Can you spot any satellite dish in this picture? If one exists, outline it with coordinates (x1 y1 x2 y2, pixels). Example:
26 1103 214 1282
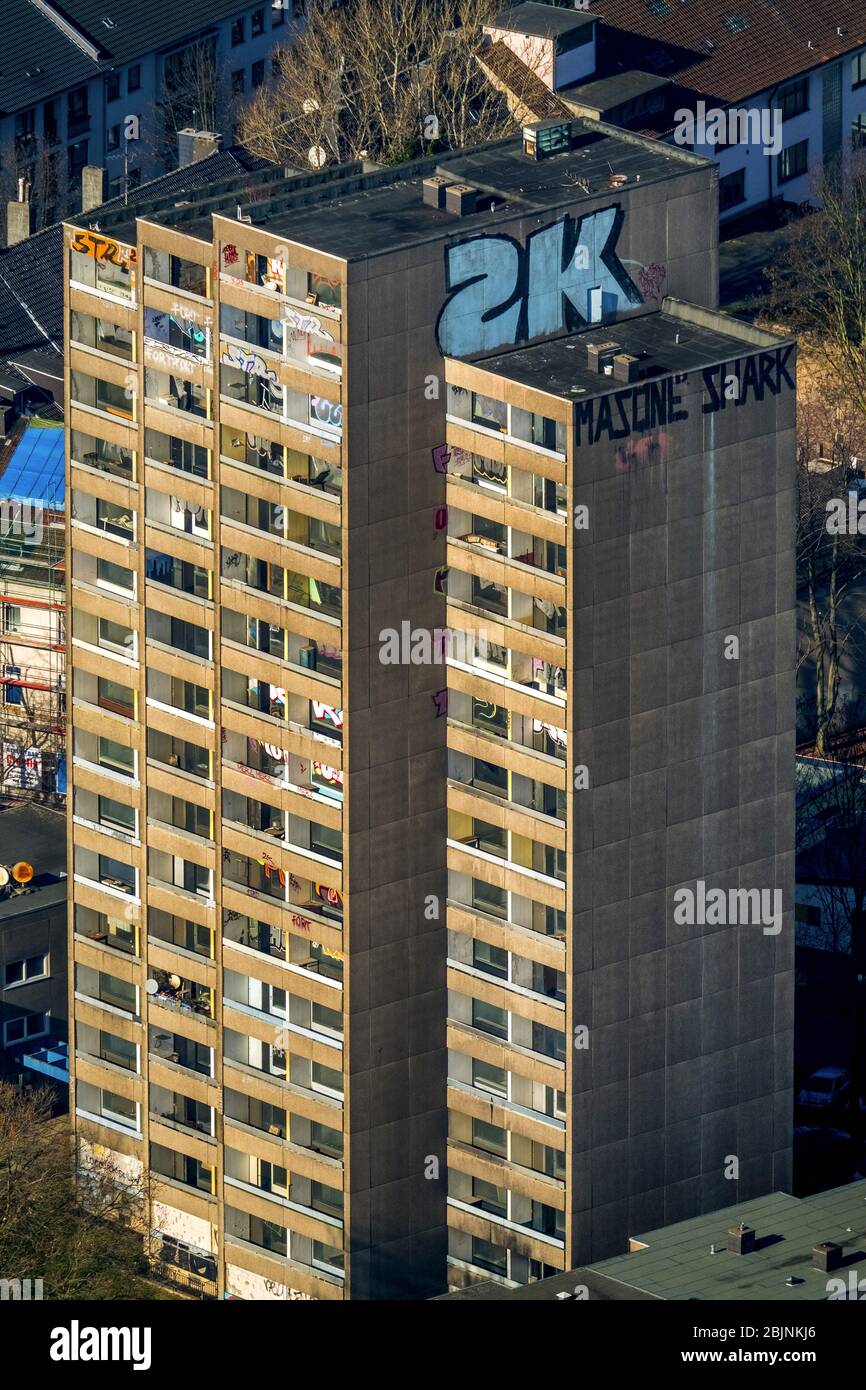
307 145 327 169
145 979 159 995
168 974 182 989
12 861 33 884
0 866 9 886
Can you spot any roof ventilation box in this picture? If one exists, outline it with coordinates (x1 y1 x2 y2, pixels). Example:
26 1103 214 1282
423 175 452 208
445 184 478 216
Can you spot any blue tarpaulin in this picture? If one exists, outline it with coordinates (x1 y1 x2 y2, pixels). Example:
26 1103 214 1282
0 422 65 506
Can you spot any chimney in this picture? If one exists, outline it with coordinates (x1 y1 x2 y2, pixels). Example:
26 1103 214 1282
613 353 640 383
586 339 620 374
81 166 104 214
727 1224 756 1255
178 129 220 168
6 178 31 247
812 1242 843 1273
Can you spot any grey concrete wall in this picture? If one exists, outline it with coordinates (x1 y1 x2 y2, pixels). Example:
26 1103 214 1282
568 344 796 1261
341 163 722 1295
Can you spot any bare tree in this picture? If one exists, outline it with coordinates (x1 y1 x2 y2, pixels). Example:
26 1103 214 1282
239 0 521 170
794 357 866 752
0 1083 166 1299
767 152 866 427
0 136 71 242
153 38 228 171
796 753 866 1103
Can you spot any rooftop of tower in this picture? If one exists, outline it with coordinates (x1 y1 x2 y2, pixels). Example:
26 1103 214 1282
120 119 712 259
460 298 794 398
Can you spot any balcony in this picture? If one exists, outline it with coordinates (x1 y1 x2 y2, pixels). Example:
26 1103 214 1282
148 1026 213 1077
148 909 213 960
149 967 214 1021
220 552 342 621
150 1084 214 1137
74 905 138 955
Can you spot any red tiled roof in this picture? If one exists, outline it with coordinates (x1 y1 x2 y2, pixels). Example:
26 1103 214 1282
478 39 576 120
588 0 866 105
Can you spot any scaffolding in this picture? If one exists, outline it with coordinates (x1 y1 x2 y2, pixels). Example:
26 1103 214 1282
0 420 66 803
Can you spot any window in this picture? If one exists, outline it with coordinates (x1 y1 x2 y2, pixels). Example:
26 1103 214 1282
472 877 507 919
4 1013 49 1045
98 736 135 777
96 1028 137 1070
231 17 245 44
853 53 866 89
308 272 341 310
471 1236 507 1275
5 955 48 987
97 616 134 655
312 1240 344 1273
68 140 89 179
472 997 508 1039
251 60 265 89
96 498 134 537
778 139 808 183
854 114 866 150
473 939 508 980
471 392 508 432
97 557 135 593
252 8 265 34
272 0 286 23
128 65 141 92
2 604 21 633
99 795 135 834
67 86 89 131
3 666 22 706
472 1058 507 1098
311 1061 343 1097
106 72 121 102
778 78 808 121
231 69 245 96
107 124 121 151
719 167 746 211
472 1177 507 1217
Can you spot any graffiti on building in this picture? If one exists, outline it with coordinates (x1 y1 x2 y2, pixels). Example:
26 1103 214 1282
435 208 642 356
575 347 795 448
71 228 137 267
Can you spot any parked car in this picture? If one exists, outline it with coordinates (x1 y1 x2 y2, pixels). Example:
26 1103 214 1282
796 1066 852 1116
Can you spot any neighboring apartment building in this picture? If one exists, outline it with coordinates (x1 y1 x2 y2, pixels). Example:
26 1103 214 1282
0 420 66 800
484 1 866 221
0 799 69 1099
62 115 793 1298
1 0 302 219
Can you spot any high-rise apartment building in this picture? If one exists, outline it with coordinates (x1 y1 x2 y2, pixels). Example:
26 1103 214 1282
442 304 795 1284
63 118 793 1299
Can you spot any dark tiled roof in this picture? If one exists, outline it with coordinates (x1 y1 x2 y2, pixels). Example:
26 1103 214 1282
0 144 279 409
588 0 866 105
478 39 577 121
492 2 598 39
0 1 277 114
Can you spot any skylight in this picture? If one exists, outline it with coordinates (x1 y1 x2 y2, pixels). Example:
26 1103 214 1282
723 14 749 32
647 0 673 14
